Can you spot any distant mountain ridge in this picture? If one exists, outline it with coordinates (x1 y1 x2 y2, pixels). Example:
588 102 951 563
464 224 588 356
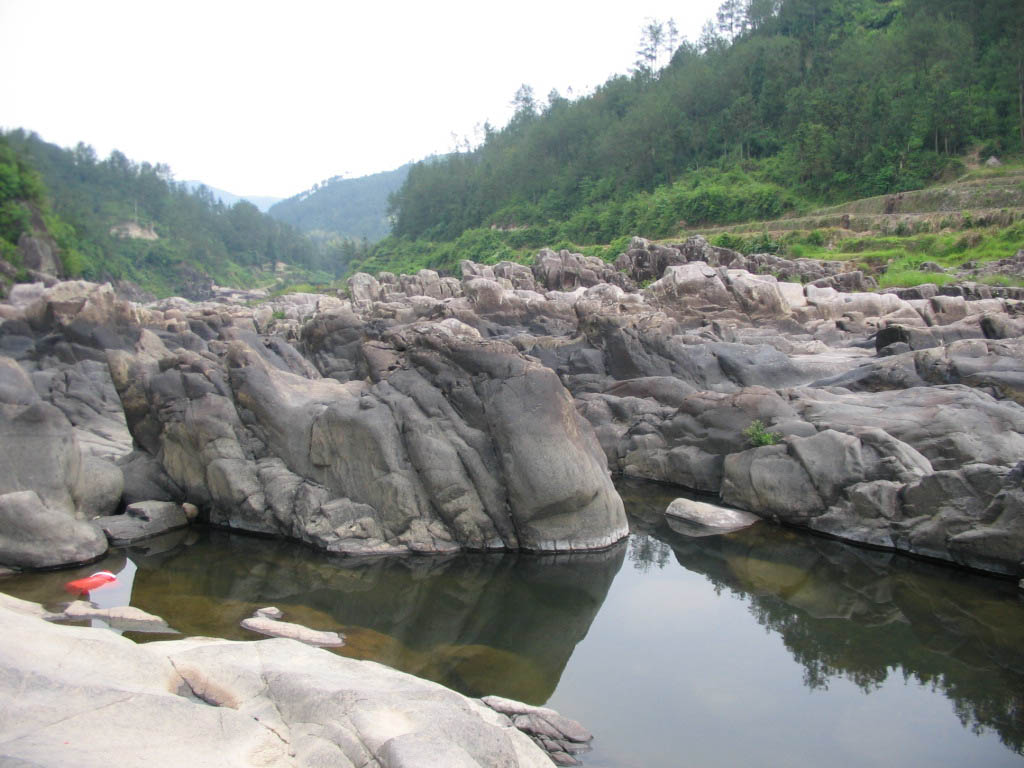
268 164 411 242
181 181 282 213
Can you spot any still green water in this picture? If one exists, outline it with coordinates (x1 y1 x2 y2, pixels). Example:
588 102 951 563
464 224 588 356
3 477 1023 767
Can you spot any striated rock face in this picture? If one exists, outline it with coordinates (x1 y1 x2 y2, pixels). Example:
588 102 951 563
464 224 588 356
0 354 110 569
0 595 557 768
103 310 626 555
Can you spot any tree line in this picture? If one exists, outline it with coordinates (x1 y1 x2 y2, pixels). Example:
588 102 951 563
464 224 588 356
387 0 1024 245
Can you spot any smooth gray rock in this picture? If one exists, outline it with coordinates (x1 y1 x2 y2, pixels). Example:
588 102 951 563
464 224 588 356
0 371 83 517
0 596 556 768
240 613 344 647
117 450 184 504
97 501 189 545
665 498 760 534
73 456 124 517
57 601 176 633
0 490 107 569
108 319 627 554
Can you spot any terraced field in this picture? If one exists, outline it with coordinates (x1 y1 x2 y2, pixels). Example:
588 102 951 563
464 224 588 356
691 166 1024 288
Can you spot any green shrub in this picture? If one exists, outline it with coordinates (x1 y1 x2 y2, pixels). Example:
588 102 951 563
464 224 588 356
743 419 782 447
804 229 826 246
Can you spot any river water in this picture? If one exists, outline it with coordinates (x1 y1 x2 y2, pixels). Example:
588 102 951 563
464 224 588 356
4 477 1023 766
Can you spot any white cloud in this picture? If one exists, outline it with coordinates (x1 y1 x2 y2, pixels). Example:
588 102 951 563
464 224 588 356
0 0 722 197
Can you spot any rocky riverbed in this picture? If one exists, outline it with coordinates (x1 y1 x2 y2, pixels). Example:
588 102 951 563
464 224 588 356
2 235 1022 580
0 591 592 767
2 236 1024 766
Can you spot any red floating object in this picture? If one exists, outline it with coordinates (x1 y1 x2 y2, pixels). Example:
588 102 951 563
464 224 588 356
64 571 117 595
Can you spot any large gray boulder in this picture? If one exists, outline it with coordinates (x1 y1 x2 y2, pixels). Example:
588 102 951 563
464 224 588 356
0 490 107 568
106 317 627 555
0 358 83 517
0 355 119 568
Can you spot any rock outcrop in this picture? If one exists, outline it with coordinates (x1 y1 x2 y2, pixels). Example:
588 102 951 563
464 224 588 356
0 593 559 768
2 233 1023 578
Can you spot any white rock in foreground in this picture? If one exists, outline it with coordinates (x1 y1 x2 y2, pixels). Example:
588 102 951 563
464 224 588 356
0 595 554 768
665 498 761 534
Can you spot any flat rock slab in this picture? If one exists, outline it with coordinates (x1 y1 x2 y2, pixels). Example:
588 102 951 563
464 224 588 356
665 498 761 535
240 610 344 647
56 601 177 634
97 500 189 545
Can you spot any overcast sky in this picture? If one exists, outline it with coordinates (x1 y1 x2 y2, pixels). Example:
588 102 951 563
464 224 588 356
1 0 722 199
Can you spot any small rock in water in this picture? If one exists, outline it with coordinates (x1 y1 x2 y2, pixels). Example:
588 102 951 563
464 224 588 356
665 498 760 535
240 608 344 647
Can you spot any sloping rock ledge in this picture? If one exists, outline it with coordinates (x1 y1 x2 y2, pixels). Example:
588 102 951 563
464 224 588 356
0 592 577 767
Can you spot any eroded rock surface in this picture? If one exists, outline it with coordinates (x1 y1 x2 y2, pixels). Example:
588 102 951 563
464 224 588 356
0 595 556 768
2 234 1023 576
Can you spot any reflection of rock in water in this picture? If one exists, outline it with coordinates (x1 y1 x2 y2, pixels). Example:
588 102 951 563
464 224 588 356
128 530 626 704
622 478 1024 755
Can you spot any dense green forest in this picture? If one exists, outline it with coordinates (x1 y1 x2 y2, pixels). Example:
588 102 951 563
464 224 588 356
0 135 50 273
361 0 1023 276
269 164 411 242
0 130 352 297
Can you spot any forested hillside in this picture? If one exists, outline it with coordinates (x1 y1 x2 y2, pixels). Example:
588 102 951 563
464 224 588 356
1 130 342 297
269 164 411 242
0 135 56 277
371 0 1023 275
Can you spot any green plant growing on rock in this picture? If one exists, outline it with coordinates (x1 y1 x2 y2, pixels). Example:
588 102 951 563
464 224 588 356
744 419 782 447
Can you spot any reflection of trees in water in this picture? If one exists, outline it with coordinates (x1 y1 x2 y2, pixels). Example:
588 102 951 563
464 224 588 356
748 589 1024 753
617 477 1024 756
628 534 672 572
748 598 891 692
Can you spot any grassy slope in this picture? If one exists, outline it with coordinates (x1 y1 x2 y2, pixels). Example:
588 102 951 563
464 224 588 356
700 163 1024 288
